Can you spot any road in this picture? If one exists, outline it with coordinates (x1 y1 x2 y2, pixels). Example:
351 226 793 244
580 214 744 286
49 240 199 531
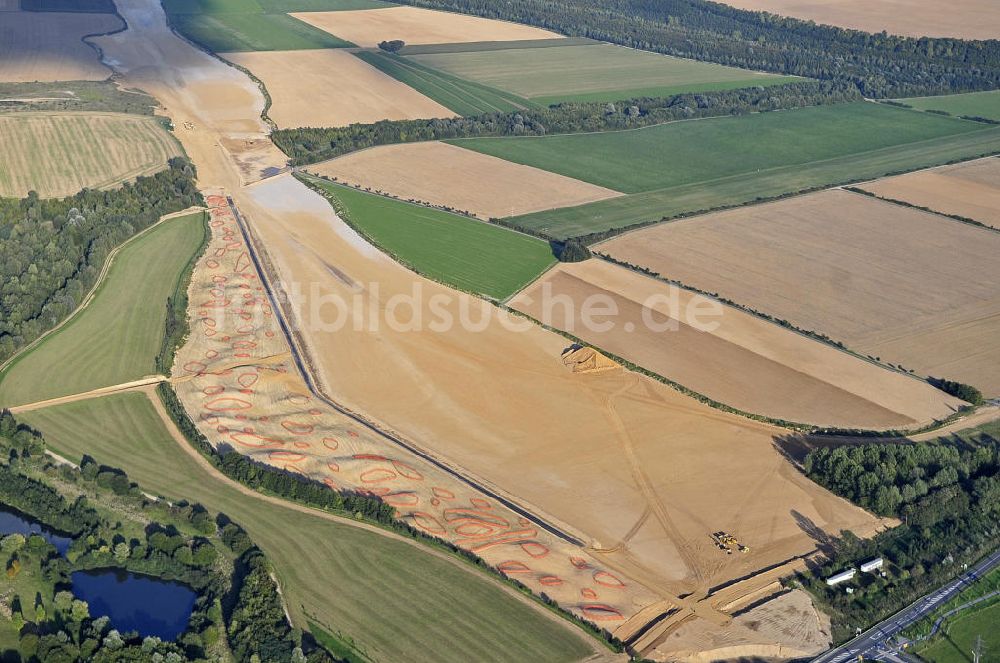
812 547 1000 662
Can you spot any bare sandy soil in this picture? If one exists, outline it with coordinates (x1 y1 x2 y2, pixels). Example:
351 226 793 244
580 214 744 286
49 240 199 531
860 158 1000 230
291 6 562 47
91 0 287 188
510 260 962 429
601 190 1000 397
0 11 122 82
718 0 1000 40
222 50 455 129
0 111 181 198
306 141 623 219
235 174 881 617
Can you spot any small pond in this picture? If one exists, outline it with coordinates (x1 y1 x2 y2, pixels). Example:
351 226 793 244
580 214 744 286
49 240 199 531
0 504 73 554
71 569 197 640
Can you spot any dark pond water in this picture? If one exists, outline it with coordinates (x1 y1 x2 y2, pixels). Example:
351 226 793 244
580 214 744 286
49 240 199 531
71 569 197 640
0 504 73 554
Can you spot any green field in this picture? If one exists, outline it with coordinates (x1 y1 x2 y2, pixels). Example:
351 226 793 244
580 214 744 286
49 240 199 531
409 43 801 105
398 37 596 56
899 90 1000 122
0 212 206 408
355 51 536 116
163 0 388 13
916 602 1000 663
19 392 594 663
171 12 352 51
448 103 1000 238
306 177 556 299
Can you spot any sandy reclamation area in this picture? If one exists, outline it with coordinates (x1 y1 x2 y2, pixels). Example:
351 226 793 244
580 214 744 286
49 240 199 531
718 0 1000 40
222 50 455 129
306 141 624 219
860 158 1000 230
602 189 1000 397
235 174 881 607
290 6 562 48
0 11 122 83
510 260 963 429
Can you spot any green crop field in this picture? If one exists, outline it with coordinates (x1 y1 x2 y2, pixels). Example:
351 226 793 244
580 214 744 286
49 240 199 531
170 12 351 52
448 103 1000 238
899 90 1000 122
163 0 388 14
355 51 536 116
409 43 800 105
0 212 206 408
916 602 1000 663
306 177 556 299
398 37 596 56
20 392 594 663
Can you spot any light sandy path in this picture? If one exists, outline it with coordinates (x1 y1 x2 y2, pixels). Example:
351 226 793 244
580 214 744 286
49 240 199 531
9 376 166 414
0 206 204 376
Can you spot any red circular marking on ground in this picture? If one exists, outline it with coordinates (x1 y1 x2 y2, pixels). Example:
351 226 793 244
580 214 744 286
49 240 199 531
232 340 257 350
270 451 306 464
520 542 550 559
432 487 455 500
202 414 219 424
201 317 217 328
293 441 311 449
235 414 247 422
347 430 358 438
360 468 396 484
205 259 220 269
592 571 626 588
204 330 216 337
327 462 340 473
239 389 254 395
265 331 275 338
539 576 563 587
308 408 322 416
287 394 310 405
383 492 419 507
322 478 338 490
581 588 598 600
202 386 225 396
322 438 339 451
411 512 446 535
454 522 497 538
363 487 391 496
469 497 491 510
570 556 591 570
580 604 624 621
229 431 284 448
496 561 531 574
430 498 440 507
391 459 423 481
281 421 315 436
518 517 531 526
216 425 228 434
204 350 219 359
237 372 258 388
204 397 252 411
353 454 386 461
236 324 255 334
184 361 208 375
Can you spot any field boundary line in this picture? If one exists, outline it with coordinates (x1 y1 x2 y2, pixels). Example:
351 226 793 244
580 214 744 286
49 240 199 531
0 206 206 379
8 376 166 414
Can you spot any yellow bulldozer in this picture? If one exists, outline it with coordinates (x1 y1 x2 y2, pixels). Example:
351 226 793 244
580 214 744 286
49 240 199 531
712 531 750 554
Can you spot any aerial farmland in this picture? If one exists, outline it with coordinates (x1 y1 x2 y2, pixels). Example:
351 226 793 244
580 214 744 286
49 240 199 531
1 0 999 661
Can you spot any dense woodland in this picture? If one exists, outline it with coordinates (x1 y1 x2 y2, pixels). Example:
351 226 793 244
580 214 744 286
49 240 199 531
393 0 1000 98
800 426 1000 641
0 410 343 663
273 80 859 164
0 158 201 365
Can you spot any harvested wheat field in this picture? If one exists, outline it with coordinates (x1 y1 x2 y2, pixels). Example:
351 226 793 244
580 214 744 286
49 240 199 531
222 50 454 128
290 6 562 48
91 0 287 188
718 0 1000 40
0 11 122 82
0 111 182 197
232 174 882 648
511 260 962 429
306 141 623 219
602 189 1000 397
859 158 1000 229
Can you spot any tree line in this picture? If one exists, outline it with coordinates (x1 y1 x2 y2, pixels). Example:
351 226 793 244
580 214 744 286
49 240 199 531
0 158 202 364
389 0 1000 98
0 408 344 663
799 427 1000 642
273 80 859 165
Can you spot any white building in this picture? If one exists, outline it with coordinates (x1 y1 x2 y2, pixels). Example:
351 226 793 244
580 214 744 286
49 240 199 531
826 569 857 586
861 558 884 573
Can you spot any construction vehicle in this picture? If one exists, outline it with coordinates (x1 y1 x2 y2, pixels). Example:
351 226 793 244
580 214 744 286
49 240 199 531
712 531 750 554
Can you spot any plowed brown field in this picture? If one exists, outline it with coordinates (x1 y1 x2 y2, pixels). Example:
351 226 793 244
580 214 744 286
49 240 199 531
602 189 1000 397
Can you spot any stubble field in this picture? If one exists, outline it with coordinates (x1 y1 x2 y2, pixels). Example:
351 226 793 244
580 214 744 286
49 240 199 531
0 111 183 197
222 49 454 127
510 259 963 429
601 190 1000 396
859 157 1000 229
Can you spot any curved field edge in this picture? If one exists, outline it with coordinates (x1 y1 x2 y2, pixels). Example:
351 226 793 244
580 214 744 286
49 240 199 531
0 211 208 408
18 391 596 663
300 174 556 300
